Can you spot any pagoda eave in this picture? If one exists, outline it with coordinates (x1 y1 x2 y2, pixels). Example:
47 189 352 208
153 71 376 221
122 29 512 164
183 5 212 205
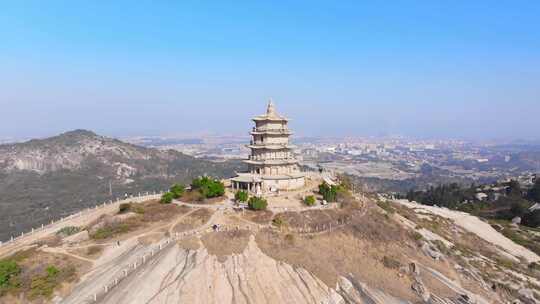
250 131 292 136
244 159 298 165
246 144 293 150
252 117 289 122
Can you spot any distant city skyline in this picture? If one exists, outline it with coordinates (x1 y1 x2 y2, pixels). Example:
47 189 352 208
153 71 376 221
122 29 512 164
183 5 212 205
1 1 539 141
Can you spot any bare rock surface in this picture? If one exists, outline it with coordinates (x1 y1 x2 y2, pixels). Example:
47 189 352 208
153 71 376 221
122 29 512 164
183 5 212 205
395 199 540 263
60 236 410 304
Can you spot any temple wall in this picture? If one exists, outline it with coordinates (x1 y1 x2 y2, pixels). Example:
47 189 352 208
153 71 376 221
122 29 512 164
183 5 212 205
263 177 305 191
264 136 288 144
252 150 292 160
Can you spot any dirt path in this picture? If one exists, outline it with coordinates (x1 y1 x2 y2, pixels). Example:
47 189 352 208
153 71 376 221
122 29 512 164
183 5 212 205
41 246 96 264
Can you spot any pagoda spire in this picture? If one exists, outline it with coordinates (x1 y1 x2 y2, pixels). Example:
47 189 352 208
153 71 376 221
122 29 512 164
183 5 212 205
266 98 276 115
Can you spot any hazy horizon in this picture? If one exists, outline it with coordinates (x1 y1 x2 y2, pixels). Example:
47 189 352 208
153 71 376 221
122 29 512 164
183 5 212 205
1 1 539 141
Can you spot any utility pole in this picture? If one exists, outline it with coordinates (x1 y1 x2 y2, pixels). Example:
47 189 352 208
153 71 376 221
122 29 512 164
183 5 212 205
109 180 112 196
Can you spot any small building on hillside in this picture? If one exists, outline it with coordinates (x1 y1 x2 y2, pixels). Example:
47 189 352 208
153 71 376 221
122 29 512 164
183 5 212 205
231 100 305 194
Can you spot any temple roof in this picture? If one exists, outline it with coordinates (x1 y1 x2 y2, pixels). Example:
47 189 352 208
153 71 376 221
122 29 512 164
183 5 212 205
252 99 288 121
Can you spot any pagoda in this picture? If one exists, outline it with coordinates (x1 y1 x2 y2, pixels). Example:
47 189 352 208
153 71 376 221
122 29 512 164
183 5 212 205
232 100 305 194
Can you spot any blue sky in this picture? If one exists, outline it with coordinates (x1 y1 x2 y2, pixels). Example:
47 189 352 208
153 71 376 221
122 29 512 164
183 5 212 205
1 1 539 140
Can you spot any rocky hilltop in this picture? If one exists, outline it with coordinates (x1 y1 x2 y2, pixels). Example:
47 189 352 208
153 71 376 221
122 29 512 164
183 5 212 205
0 130 243 241
1 176 540 304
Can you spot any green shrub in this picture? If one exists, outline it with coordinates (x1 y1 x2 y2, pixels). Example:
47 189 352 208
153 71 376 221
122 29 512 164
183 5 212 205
0 260 20 293
304 195 316 206
170 184 185 199
55 226 80 237
160 192 174 204
29 265 60 299
235 190 249 202
248 196 268 210
91 223 130 240
119 203 131 213
192 177 225 198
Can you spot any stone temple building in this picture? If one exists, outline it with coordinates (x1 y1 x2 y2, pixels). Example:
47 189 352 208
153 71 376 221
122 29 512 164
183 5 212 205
231 100 305 194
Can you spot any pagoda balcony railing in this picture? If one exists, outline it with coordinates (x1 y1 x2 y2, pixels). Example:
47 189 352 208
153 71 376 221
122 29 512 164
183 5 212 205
248 155 295 161
252 127 290 133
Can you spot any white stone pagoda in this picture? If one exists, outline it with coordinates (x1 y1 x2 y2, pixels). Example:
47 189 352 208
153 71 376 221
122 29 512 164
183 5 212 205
231 100 305 194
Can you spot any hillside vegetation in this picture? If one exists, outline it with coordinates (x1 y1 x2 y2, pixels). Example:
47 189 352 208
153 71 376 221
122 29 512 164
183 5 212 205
0 130 244 242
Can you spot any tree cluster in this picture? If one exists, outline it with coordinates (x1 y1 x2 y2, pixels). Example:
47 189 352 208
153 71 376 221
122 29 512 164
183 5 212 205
318 182 340 202
191 176 225 198
405 183 475 209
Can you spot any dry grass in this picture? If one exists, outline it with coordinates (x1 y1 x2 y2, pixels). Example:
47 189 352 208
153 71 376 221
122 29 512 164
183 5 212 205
240 209 274 224
32 235 62 248
86 200 191 240
173 208 214 233
68 245 104 259
1 248 90 302
201 230 251 262
253 203 484 302
177 236 201 251
180 191 225 204
255 229 419 302
277 208 356 230
138 200 191 222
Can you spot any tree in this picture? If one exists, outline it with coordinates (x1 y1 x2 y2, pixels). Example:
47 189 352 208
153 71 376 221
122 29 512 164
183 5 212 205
160 192 174 204
528 179 540 202
507 180 522 197
235 190 248 202
509 202 529 218
248 196 267 210
318 182 338 202
522 209 540 228
170 184 185 199
304 195 316 206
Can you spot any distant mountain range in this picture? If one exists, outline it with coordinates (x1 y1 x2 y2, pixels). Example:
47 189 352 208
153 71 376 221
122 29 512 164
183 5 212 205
0 130 244 241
